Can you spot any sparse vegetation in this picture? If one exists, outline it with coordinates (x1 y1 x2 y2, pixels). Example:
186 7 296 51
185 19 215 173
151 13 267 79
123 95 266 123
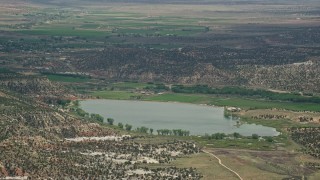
0 0 320 179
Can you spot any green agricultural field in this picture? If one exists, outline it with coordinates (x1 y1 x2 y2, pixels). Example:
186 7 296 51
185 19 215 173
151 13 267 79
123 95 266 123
15 28 110 38
145 93 208 104
7 5 210 39
46 74 91 83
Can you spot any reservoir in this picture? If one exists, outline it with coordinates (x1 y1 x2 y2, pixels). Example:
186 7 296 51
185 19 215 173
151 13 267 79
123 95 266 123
81 99 279 136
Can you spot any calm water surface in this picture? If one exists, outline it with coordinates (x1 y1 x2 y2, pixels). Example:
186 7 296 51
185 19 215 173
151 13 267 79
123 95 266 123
81 99 279 136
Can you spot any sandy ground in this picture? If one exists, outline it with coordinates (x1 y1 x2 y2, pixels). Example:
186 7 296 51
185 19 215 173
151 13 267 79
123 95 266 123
2 177 28 180
80 151 160 164
65 135 131 142
127 169 153 175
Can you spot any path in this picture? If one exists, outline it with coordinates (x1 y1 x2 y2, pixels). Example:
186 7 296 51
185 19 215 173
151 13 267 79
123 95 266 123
202 149 244 180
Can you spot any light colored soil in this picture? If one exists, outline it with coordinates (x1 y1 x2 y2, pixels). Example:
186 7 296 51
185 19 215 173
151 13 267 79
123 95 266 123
65 135 130 142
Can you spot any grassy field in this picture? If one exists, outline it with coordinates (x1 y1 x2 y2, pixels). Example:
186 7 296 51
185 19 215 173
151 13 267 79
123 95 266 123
169 149 316 180
172 153 239 180
91 90 138 100
142 150 309 179
16 29 110 38
199 138 282 150
204 148 315 180
111 82 151 89
145 93 208 103
309 171 320 180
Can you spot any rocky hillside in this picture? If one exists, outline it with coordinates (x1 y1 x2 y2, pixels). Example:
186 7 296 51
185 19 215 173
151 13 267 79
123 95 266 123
0 72 114 141
240 59 320 93
0 74 64 95
0 75 202 179
72 47 320 93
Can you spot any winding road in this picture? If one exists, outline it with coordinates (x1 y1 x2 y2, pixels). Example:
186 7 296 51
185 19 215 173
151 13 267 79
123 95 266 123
202 149 244 180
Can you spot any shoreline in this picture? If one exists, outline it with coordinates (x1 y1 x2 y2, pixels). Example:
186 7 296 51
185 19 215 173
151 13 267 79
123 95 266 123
78 98 280 137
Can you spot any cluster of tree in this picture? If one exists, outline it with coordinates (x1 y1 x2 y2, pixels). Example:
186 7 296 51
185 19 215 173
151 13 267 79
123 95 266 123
74 108 105 124
117 123 132 131
203 132 273 141
172 85 320 103
75 108 89 117
118 122 124 129
136 126 149 134
251 114 287 120
156 129 190 136
107 118 114 125
252 134 259 139
125 124 132 131
57 99 71 106
204 133 227 140
90 113 104 123
298 116 316 123
204 132 241 140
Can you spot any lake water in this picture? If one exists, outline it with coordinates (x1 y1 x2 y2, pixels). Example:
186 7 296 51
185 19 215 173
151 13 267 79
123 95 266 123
81 99 280 136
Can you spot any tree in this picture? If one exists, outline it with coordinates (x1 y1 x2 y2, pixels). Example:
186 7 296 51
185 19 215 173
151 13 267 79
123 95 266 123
118 122 123 129
107 118 114 125
76 108 89 117
136 126 148 133
125 124 132 131
212 133 226 140
149 128 153 134
265 136 273 142
57 99 71 106
90 113 104 123
73 100 79 106
233 132 241 138
252 134 259 139
183 130 190 136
